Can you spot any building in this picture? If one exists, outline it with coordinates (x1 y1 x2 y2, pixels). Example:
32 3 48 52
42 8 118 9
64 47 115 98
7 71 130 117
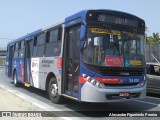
146 44 160 63
0 47 7 66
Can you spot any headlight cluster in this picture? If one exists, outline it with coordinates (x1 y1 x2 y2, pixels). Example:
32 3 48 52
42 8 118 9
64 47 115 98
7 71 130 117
82 74 104 88
139 76 146 87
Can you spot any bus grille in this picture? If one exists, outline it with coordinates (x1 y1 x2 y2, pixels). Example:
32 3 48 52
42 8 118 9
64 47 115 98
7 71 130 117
98 70 143 76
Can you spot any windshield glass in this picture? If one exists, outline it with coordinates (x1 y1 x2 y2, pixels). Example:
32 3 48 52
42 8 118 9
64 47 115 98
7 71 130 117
83 28 145 67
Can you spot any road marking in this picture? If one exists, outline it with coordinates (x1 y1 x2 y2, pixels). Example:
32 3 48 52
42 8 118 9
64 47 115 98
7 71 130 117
2 82 160 119
134 99 160 106
0 85 5 88
0 84 75 120
33 102 47 110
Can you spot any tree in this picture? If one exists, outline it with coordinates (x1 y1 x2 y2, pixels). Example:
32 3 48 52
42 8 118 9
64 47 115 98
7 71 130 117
146 32 160 44
152 33 160 43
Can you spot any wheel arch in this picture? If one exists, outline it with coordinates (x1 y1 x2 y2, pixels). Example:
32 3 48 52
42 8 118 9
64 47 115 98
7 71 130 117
45 72 57 91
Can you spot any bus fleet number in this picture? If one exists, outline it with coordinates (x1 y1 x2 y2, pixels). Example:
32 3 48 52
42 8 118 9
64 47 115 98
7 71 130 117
129 78 140 83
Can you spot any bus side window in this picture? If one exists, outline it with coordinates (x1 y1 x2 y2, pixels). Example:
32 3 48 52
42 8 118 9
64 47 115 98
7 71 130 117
19 40 25 58
28 40 33 58
14 42 20 58
32 37 38 57
45 27 62 57
37 33 45 57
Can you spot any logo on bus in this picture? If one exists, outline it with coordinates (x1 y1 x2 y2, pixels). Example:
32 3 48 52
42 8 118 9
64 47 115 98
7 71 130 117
32 62 38 67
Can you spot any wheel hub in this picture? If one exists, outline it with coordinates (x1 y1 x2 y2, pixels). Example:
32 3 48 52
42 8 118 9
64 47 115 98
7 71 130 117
50 84 58 97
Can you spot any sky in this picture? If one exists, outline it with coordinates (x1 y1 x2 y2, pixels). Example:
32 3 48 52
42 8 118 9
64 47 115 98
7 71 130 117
0 0 160 46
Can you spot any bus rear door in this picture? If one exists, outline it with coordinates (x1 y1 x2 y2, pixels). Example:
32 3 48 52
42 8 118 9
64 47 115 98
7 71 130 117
24 39 33 87
8 45 14 77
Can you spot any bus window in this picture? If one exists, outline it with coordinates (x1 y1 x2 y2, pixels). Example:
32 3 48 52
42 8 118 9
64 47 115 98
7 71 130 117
45 28 62 57
37 33 45 57
32 37 38 57
37 45 45 57
19 41 25 58
15 42 19 50
49 29 58 42
19 49 25 58
14 42 20 58
37 34 45 45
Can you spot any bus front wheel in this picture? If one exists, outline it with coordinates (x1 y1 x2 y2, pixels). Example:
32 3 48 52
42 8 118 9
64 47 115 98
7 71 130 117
48 77 63 104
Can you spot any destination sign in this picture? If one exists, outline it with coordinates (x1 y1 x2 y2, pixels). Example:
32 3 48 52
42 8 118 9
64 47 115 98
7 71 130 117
98 14 139 27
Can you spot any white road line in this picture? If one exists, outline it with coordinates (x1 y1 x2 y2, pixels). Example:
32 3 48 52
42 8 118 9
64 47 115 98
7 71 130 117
0 84 75 120
134 100 160 106
2 82 160 120
0 85 5 88
33 102 47 110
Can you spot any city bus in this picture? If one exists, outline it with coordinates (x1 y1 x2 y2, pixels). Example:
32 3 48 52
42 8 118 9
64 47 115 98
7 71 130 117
6 9 146 103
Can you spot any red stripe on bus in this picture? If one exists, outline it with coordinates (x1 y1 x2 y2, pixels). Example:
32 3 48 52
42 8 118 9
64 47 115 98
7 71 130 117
20 64 24 82
96 78 120 84
79 77 86 84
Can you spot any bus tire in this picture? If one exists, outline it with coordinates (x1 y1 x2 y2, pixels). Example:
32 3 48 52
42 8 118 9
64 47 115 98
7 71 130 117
13 71 20 87
48 77 63 104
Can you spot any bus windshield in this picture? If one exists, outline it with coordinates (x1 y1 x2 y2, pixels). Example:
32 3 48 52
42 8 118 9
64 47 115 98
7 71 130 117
83 28 145 67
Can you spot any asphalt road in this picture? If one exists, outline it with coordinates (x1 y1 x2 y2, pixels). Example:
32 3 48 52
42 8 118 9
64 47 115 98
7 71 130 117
0 66 160 120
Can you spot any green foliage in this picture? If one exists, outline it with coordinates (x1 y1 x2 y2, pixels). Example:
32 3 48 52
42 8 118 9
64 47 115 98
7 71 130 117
146 32 160 44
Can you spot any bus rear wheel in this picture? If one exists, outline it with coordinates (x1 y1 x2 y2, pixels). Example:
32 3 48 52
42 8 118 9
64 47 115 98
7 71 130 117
13 71 20 87
48 77 63 104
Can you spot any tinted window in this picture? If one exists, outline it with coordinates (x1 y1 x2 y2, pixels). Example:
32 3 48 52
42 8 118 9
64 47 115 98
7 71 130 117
37 34 45 45
19 49 25 58
20 41 25 49
27 40 33 58
45 27 62 57
15 43 19 50
49 29 58 42
49 28 62 42
150 65 160 76
37 45 45 57
32 34 45 57
32 46 38 57
14 51 19 58
45 42 61 57
45 43 54 57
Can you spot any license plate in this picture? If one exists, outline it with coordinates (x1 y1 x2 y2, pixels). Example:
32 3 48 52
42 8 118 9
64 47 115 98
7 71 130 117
119 92 130 97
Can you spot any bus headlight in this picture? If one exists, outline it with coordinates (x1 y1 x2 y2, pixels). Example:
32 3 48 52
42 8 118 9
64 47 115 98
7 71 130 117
91 79 97 85
82 74 104 88
96 82 104 88
86 76 92 82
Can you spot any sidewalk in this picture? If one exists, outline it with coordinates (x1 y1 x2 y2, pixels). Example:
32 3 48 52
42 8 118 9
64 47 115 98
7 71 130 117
0 86 63 120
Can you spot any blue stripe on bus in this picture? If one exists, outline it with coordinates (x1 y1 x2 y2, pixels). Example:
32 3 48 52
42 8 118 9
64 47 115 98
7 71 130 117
79 64 144 83
64 10 88 28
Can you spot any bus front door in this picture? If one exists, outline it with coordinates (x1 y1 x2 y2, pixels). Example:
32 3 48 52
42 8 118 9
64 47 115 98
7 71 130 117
64 25 80 97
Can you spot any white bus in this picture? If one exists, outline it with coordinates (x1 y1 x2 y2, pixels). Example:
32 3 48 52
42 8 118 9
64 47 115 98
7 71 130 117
6 9 146 103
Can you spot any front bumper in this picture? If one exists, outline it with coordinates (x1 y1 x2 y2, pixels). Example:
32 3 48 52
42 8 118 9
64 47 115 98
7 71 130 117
81 82 146 103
